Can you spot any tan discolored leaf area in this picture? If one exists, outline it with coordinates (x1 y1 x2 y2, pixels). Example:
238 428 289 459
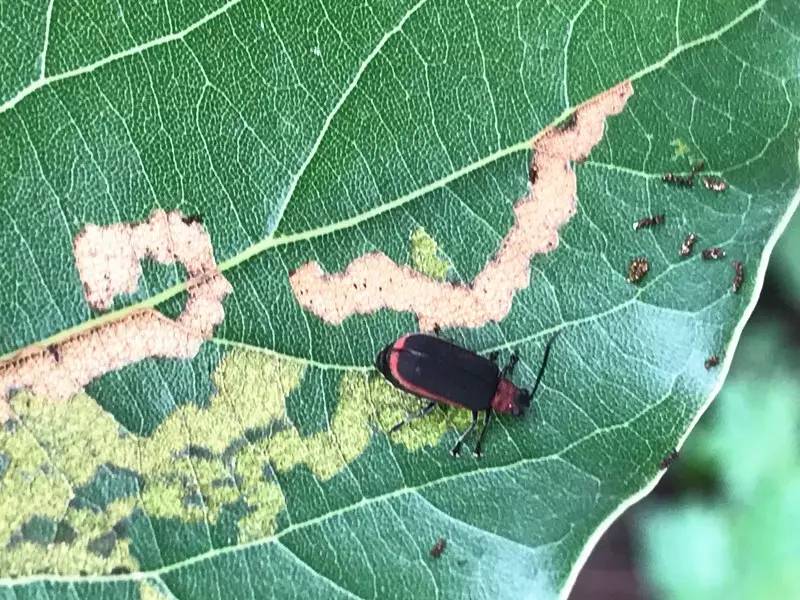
0 210 231 421
289 81 633 330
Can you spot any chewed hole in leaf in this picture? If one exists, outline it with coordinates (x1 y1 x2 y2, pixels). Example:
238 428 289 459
289 82 633 331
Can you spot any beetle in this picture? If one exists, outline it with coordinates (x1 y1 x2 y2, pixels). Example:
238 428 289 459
702 247 726 260
731 260 744 293
430 537 447 558
680 232 698 257
633 214 665 231
376 331 557 457
627 257 649 283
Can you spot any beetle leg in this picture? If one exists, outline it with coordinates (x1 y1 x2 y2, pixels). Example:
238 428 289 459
501 354 519 378
450 410 479 457
389 401 436 435
473 409 494 458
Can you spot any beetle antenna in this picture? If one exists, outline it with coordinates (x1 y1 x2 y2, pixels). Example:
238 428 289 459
525 332 560 404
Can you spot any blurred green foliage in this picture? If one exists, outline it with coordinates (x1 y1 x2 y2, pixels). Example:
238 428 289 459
773 216 800 308
637 214 800 600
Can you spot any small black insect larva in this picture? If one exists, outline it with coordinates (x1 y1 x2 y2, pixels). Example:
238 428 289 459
627 257 649 283
703 176 728 192
181 214 204 225
702 247 726 260
662 160 704 188
704 355 720 369
529 163 539 185
633 214 665 231
377 333 557 457
680 233 698 257
430 538 447 558
731 261 744 293
660 448 679 469
662 172 694 187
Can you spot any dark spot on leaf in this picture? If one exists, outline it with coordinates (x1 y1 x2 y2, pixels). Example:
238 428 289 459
110 566 131 575
262 463 277 482
183 488 205 508
71 464 143 512
19 515 57 545
176 445 216 461
112 518 131 538
0 452 9 479
53 520 78 544
212 476 237 489
88 531 117 558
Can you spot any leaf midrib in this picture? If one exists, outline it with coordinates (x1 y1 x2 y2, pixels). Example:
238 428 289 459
0 0 766 362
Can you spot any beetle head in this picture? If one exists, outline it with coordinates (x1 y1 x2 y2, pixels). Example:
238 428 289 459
491 380 527 416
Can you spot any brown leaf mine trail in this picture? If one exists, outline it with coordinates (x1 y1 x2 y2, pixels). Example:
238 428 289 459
290 82 634 330
0 210 232 422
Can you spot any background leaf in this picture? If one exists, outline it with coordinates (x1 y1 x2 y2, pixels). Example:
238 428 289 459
772 212 800 306
0 1 799 598
636 319 800 600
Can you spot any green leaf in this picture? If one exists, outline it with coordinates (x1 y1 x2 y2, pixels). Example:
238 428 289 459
0 1 798 598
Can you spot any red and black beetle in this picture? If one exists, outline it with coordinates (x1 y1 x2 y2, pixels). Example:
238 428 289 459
376 331 557 457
